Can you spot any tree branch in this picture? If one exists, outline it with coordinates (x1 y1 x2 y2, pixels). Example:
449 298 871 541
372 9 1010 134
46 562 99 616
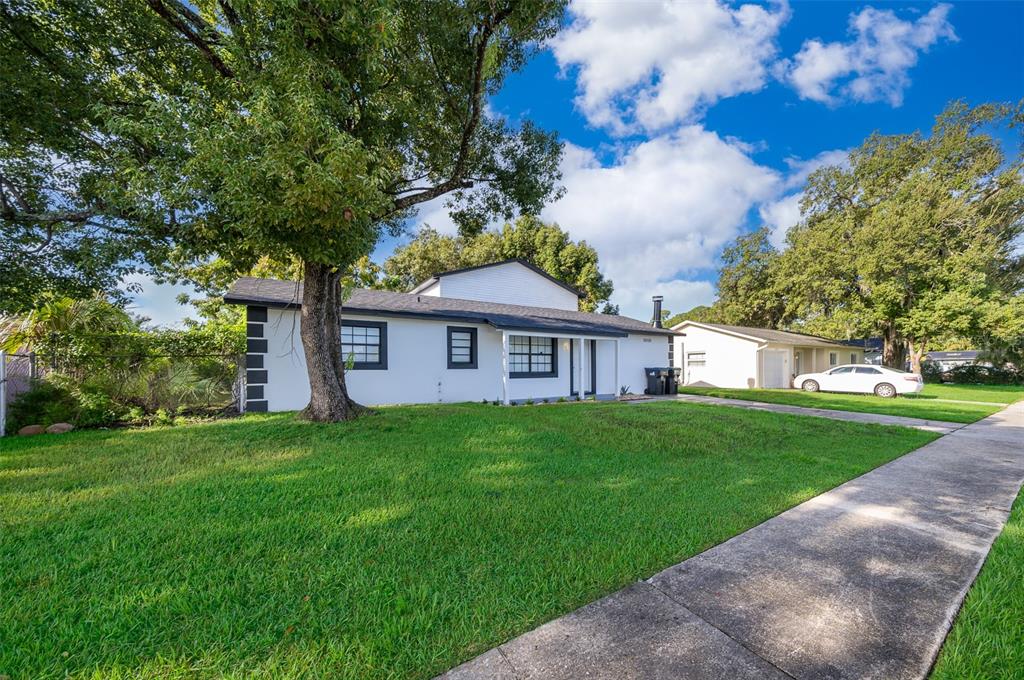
391 6 512 212
146 0 234 78
2 209 97 225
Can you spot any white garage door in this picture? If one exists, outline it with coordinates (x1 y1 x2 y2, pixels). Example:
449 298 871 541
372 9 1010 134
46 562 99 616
763 350 788 388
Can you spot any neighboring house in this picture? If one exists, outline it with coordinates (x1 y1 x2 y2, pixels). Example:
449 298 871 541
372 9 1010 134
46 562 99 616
225 260 675 411
841 337 883 365
669 321 864 389
923 350 987 371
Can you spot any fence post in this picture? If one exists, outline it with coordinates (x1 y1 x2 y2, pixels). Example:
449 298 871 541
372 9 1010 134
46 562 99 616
29 351 37 380
237 356 246 414
1 350 7 437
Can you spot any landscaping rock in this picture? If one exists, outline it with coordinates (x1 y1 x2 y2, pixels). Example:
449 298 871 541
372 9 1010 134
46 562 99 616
46 422 75 434
18 424 45 436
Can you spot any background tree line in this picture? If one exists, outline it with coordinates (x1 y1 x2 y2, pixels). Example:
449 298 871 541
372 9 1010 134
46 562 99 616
667 102 1024 373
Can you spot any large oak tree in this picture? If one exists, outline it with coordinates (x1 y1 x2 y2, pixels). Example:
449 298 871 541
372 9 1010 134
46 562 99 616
780 103 1023 371
706 102 1023 371
1 0 566 420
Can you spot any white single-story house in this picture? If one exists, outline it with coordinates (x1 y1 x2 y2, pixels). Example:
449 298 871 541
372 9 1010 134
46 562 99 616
670 321 864 389
225 259 676 411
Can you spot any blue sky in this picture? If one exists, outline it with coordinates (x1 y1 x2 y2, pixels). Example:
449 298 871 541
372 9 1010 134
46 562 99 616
130 0 1024 325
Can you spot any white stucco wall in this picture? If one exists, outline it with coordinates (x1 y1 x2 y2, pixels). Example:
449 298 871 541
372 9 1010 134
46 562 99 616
433 262 580 310
673 325 761 388
671 324 865 389
254 308 667 409
616 334 673 395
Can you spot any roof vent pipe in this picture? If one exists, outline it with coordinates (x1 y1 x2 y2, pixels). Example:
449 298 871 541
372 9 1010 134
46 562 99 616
652 295 663 328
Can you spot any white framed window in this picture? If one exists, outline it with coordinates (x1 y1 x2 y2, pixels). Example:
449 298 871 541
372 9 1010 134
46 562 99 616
687 351 707 367
341 321 387 370
509 335 557 378
829 352 838 366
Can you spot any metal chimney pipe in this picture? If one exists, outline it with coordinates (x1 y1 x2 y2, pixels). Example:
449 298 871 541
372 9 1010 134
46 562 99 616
652 295 663 328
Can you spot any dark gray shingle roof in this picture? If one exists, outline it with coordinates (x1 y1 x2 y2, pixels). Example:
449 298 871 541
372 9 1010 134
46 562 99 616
225 277 674 338
676 321 852 348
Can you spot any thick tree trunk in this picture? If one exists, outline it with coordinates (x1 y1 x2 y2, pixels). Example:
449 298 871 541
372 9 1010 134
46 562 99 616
907 339 927 375
881 324 908 370
298 261 363 422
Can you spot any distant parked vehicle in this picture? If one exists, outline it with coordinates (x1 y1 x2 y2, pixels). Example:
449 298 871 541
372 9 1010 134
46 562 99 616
793 365 924 398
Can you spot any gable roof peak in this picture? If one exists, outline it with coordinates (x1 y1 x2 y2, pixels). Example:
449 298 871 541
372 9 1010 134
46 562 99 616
409 259 585 298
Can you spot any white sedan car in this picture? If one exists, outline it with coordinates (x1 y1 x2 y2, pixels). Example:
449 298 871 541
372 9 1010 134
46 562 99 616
792 364 924 398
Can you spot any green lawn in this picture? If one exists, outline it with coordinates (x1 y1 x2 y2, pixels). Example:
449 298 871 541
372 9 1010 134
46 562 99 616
0 402 935 679
931 488 1024 679
907 383 1024 405
676 384 1014 423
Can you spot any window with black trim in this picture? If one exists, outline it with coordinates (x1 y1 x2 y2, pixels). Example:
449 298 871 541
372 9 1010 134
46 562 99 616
829 352 838 366
447 327 477 369
341 320 387 370
509 335 557 378
850 352 857 365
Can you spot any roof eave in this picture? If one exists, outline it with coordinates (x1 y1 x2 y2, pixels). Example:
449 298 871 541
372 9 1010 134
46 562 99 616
223 292 670 337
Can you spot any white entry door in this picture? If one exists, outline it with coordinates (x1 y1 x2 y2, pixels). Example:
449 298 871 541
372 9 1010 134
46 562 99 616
763 350 788 388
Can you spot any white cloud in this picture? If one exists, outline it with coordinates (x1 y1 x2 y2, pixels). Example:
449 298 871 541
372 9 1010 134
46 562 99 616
542 127 779 318
759 193 803 249
408 127 779 319
760 148 850 247
411 197 461 236
779 3 956 106
552 0 790 134
782 148 851 189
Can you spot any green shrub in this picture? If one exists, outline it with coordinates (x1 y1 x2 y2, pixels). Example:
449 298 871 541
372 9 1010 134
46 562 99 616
921 362 944 383
74 388 125 428
943 364 1023 385
5 380 125 431
6 382 77 431
153 408 175 426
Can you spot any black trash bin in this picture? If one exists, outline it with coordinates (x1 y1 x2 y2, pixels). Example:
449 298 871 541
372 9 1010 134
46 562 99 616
669 367 681 394
644 367 677 395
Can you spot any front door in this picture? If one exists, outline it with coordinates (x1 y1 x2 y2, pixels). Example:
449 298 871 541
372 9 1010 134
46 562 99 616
569 339 597 395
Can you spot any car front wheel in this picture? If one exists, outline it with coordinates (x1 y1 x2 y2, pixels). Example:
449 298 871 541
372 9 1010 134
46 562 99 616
874 382 896 398
802 380 819 392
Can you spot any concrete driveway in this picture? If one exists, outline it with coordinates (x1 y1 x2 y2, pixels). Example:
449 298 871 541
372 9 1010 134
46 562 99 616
439 401 1024 679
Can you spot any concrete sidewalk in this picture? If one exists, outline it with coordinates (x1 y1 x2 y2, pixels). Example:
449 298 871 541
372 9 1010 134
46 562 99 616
439 402 1024 680
652 393 967 434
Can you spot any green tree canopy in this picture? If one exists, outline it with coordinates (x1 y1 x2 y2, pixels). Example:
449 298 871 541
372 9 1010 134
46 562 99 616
1 1 181 312
713 227 785 328
381 216 615 312
2 0 567 420
707 102 1024 371
663 305 719 329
